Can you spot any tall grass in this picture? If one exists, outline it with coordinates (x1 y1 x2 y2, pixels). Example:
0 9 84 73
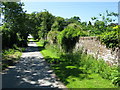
2 46 25 70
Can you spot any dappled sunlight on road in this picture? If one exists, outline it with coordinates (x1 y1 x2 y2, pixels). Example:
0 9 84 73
2 41 66 89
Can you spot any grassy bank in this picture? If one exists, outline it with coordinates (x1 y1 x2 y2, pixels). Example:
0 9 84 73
2 47 25 70
35 39 118 88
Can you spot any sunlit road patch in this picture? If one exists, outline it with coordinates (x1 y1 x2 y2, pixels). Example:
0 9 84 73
2 40 66 88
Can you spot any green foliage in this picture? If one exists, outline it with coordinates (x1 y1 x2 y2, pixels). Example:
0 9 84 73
51 21 59 31
92 10 118 25
28 12 40 40
41 45 118 87
47 30 60 44
32 9 119 87
1 3 119 87
39 10 55 40
1 24 12 48
51 16 65 31
112 73 120 86
30 10 55 40
65 66 77 69
94 20 106 31
88 10 118 36
91 17 97 20
57 23 87 52
1 2 29 48
65 16 81 25
99 30 118 48
37 26 45 40
2 47 24 70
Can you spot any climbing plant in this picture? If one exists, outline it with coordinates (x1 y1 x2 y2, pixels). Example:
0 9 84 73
57 23 87 53
99 25 119 49
47 30 60 44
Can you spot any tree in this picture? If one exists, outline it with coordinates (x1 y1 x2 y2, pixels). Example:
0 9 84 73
1 2 29 48
88 21 92 26
28 12 41 39
31 10 55 40
91 10 118 26
65 16 81 26
51 21 59 31
51 16 65 31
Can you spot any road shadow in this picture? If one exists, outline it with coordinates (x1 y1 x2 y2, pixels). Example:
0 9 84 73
28 41 39 42
23 46 44 52
2 57 63 89
2 41 65 89
44 54 93 85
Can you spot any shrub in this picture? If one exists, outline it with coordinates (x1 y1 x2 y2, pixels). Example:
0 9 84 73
99 30 118 49
112 73 120 87
2 48 23 70
47 30 60 44
57 23 87 53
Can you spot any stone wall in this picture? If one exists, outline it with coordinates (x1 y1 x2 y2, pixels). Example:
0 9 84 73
75 37 118 66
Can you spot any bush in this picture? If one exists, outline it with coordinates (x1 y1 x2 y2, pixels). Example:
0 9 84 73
64 52 119 85
99 30 118 49
47 30 60 44
112 74 120 87
57 23 88 53
2 46 24 70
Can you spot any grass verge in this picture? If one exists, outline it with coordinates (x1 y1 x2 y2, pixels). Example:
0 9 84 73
2 47 25 70
35 39 118 88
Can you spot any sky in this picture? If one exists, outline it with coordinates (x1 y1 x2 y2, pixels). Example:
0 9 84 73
21 0 119 2
0 1 119 24
22 1 119 23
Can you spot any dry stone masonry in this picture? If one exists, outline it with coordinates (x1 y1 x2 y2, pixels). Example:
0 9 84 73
76 37 119 66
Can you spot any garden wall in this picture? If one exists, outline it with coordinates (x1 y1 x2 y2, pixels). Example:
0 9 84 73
75 37 119 66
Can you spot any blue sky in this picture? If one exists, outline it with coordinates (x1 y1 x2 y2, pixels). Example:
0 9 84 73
22 2 118 23
0 1 119 24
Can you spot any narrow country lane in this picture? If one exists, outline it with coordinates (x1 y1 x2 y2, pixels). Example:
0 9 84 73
2 41 66 89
